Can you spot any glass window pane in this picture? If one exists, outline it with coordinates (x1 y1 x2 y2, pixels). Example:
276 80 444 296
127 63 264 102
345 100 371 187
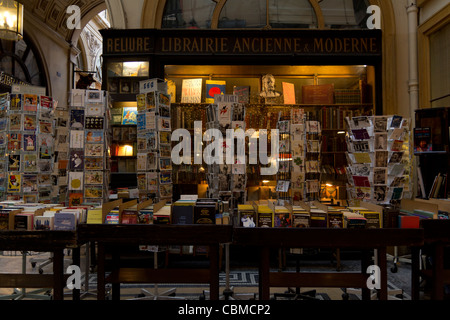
430 23 450 108
268 0 317 29
219 0 266 29
320 0 369 29
162 0 216 29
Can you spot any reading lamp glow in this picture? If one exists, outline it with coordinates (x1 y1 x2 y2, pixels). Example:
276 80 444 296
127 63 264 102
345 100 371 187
117 145 133 156
0 0 23 41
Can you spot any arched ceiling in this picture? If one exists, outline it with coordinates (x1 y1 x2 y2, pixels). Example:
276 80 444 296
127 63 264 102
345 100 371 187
20 0 106 41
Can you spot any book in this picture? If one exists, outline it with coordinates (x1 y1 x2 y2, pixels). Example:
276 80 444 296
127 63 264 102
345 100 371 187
34 216 54 230
257 205 273 228
153 205 171 224
138 206 153 224
181 78 202 103
238 204 256 227
302 84 334 104
233 86 250 103
413 127 432 153
172 200 195 225
121 207 138 224
282 82 296 104
14 213 34 230
343 211 367 228
274 206 291 227
54 212 77 230
327 211 344 228
194 203 216 224
86 208 103 224
310 208 327 228
205 80 226 103
360 211 381 228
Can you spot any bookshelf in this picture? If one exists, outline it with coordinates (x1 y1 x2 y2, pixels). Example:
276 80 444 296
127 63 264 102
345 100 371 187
415 107 450 199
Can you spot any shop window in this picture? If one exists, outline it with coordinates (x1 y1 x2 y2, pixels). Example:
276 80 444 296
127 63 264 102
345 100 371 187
218 0 317 29
429 22 450 108
162 0 216 29
0 37 45 88
318 0 370 29
268 0 318 29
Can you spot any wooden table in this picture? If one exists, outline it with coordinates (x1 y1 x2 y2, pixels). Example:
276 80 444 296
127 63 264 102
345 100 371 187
77 224 233 300
0 231 78 300
417 219 450 300
233 227 424 300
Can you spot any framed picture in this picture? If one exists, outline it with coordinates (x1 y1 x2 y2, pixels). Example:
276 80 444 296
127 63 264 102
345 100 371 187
108 78 119 93
120 79 132 94
86 90 103 103
107 62 123 77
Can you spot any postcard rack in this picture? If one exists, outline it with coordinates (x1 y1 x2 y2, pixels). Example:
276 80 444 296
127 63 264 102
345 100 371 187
205 94 247 215
66 89 111 206
345 115 412 205
2 86 56 203
136 79 173 203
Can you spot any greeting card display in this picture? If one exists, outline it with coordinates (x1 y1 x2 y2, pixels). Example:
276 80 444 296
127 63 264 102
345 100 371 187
2 89 57 202
136 79 173 202
346 115 412 205
205 94 246 215
67 89 110 205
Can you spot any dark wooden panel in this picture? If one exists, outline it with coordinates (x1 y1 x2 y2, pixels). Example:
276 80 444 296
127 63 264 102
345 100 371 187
106 268 211 284
77 224 233 245
0 231 78 250
233 227 424 248
269 272 367 288
0 274 69 288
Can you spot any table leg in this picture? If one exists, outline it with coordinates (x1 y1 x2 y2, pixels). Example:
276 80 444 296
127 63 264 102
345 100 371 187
411 246 421 300
97 243 105 300
433 243 444 300
52 249 64 300
377 247 388 300
111 247 121 300
209 244 219 300
361 250 371 300
260 247 270 300
72 246 81 301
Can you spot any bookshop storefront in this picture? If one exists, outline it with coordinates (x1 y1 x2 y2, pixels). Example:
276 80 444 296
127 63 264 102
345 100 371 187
101 28 382 203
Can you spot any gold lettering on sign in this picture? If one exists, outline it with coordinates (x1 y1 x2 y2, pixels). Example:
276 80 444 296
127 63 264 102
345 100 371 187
106 35 378 54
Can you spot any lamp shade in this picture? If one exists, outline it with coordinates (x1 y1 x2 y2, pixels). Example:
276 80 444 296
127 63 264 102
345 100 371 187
0 0 23 41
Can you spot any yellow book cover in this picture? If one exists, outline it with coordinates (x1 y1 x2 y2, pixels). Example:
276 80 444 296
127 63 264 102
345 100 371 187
86 209 103 224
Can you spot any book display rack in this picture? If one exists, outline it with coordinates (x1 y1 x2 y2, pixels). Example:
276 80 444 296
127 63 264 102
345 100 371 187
66 89 111 206
136 79 173 203
345 115 412 205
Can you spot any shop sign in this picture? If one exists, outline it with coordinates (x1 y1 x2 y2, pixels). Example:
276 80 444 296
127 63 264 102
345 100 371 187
102 30 381 56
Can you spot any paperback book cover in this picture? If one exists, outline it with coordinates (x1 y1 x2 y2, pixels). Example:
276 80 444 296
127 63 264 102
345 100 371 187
206 80 226 103
413 127 432 153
